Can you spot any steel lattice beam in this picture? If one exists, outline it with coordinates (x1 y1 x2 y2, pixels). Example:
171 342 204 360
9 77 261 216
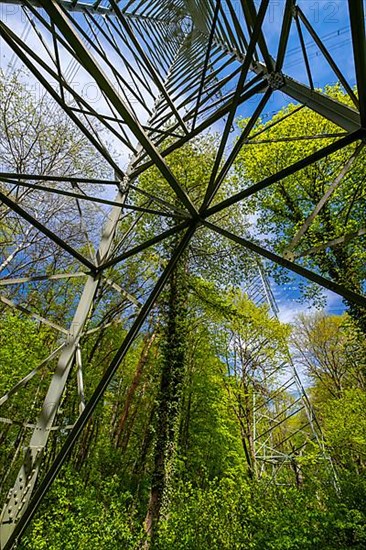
0 1 365 547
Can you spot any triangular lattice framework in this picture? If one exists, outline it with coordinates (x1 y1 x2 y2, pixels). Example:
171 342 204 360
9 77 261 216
0 1 365 547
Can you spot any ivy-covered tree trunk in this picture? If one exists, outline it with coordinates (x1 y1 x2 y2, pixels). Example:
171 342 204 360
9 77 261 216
144 250 189 546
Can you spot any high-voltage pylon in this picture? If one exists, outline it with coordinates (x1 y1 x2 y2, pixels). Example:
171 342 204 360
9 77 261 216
0 1 365 547
244 263 335 484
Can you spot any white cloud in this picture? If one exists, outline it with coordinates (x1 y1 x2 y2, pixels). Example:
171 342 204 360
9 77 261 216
278 288 344 324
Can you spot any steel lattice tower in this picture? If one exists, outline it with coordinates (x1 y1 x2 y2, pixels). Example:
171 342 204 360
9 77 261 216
243 262 336 484
0 1 365 547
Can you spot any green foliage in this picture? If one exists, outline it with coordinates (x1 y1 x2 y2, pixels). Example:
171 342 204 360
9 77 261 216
156 478 253 550
234 85 366 310
156 478 366 550
135 135 252 288
0 87 365 548
292 312 366 399
0 68 104 178
0 312 46 397
20 470 144 549
178 319 245 483
321 388 366 470
3 285 365 550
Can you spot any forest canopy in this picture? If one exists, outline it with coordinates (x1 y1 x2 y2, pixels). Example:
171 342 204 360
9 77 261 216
0 73 365 550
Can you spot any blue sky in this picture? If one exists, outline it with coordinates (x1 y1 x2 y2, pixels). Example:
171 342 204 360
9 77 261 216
236 1 355 119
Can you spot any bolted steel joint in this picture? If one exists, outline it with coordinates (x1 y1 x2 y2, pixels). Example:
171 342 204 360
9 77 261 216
283 249 295 262
266 72 285 90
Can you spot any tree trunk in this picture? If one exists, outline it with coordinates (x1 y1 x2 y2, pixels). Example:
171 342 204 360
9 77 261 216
143 254 188 547
114 330 157 449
